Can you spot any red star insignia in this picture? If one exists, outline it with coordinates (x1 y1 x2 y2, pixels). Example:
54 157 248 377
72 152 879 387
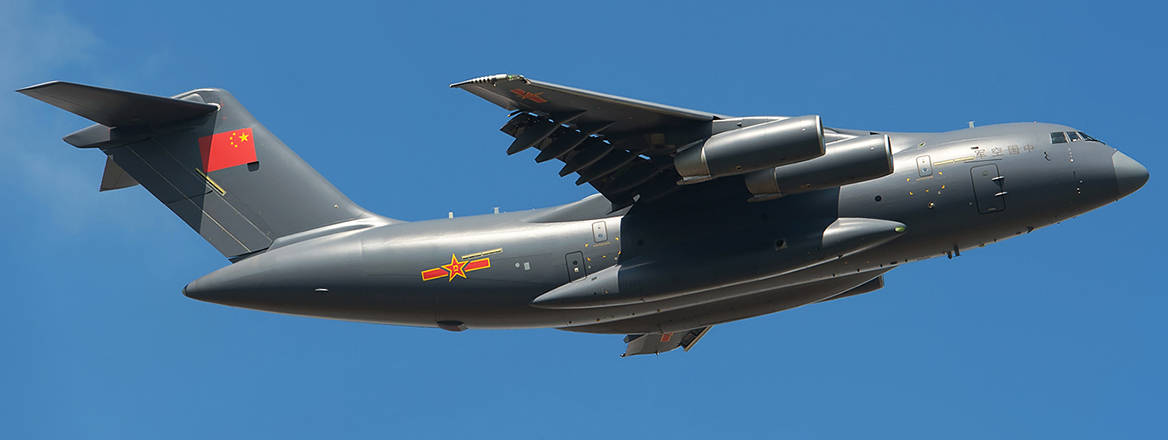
441 254 468 281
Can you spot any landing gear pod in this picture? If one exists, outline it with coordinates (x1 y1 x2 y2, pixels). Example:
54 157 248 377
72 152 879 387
530 217 906 310
745 134 893 202
674 115 825 184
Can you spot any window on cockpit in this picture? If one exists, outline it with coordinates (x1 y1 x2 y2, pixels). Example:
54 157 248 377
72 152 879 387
1067 131 1082 141
1051 132 1068 143
1078 131 1099 142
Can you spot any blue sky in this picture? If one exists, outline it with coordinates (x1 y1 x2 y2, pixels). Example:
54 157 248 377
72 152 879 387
2 0 1164 438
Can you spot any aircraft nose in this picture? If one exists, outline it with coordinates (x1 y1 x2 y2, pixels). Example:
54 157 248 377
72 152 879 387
1112 150 1149 198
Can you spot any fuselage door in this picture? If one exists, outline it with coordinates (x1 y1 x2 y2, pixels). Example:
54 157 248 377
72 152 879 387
566 251 586 281
970 164 1006 214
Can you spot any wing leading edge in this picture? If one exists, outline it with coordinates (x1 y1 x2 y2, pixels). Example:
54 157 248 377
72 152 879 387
451 74 731 208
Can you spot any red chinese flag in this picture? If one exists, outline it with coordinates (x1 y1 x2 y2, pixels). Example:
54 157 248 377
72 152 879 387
199 128 257 173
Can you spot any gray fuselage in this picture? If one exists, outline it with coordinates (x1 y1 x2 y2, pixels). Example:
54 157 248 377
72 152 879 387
182 122 1146 334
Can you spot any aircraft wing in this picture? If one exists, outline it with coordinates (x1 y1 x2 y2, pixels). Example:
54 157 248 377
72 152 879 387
621 327 710 357
451 74 730 208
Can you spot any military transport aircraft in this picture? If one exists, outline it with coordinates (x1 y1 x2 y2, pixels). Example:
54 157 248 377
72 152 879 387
19 74 1148 356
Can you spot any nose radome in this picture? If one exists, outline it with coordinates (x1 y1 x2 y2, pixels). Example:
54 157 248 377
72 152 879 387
1112 150 1149 198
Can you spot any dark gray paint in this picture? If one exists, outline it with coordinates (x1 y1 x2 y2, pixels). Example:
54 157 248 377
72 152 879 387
674 115 824 181
21 82 389 258
744 134 892 200
21 77 1149 356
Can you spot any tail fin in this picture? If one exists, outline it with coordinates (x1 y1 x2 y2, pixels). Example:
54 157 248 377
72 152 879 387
20 81 387 260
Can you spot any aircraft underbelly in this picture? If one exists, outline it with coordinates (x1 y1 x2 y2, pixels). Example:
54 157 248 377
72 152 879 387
563 269 889 334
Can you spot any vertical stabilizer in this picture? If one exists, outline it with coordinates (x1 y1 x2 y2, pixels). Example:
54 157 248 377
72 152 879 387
20 82 388 260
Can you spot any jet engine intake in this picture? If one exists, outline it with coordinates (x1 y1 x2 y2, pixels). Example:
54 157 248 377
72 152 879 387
744 134 893 202
674 115 825 184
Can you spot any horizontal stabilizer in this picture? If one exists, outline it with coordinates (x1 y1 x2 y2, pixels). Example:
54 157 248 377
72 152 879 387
17 81 218 128
20 81 387 259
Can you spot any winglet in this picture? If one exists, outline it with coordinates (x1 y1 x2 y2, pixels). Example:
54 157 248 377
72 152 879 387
17 81 218 128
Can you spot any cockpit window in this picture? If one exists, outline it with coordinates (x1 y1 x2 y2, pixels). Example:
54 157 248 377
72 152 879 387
1052 131 1103 144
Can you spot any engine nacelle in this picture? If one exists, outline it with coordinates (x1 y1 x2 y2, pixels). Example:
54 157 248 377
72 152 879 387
744 134 893 201
674 115 825 183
